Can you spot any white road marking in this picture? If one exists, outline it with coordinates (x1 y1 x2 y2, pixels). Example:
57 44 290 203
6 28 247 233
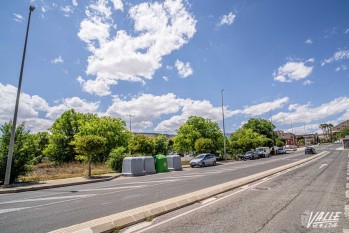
346 183 349 189
0 194 95 205
346 191 349 199
0 207 30 214
343 229 349 233
201 197 217 205
123 222 153 233
80 185 146 192
319 164 327 169
344 205 349 218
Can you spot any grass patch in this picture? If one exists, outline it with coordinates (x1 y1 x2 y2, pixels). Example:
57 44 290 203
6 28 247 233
181 161 190 166
20 161 113 182
145 215 154 222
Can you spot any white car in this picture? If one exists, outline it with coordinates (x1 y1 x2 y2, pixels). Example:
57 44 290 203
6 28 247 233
190 153 217 167
255 147 271 158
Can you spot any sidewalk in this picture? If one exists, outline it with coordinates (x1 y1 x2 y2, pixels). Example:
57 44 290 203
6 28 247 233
0 173 121 194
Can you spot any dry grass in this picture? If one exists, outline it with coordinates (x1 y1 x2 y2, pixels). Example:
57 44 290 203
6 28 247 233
20 162 113 182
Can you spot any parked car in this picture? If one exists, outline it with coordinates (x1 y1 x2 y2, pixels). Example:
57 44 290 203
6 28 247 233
305 147 316 154
277 147 286 154
256 147 271 158
190 153 216 167
244 150 259 160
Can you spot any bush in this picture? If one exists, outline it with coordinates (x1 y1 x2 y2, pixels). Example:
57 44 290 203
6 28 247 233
107 147 127 172
0 123 33 184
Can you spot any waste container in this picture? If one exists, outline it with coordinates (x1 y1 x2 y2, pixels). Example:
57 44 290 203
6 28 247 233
166 154 182 171
122 157 145 176
155 154 168 173
142 156 156 174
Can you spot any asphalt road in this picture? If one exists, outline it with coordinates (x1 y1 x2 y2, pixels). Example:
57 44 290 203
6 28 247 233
0 144 339 232
123 144 348 233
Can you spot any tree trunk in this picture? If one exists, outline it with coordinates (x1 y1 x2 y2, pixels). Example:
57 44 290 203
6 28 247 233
88 158 92 178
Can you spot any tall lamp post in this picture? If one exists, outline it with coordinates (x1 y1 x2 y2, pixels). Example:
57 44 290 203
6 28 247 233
4 6 35 186
127 114 135 132
221 89 226 160
269 110 275 149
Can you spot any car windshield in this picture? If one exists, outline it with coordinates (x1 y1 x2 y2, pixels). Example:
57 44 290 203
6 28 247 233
245 151 253 154
195 154 206 159
256 148 263 151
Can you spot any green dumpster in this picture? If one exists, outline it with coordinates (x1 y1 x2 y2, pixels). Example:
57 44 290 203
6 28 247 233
155 154 168 173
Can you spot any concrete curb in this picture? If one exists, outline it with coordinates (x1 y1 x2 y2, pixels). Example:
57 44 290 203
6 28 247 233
50 151 329 233
0 174 121 194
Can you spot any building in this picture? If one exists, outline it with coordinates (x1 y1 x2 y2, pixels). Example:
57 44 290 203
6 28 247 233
297 133 320 145
133 132 175 140
275 130 297 146
332 120 349 133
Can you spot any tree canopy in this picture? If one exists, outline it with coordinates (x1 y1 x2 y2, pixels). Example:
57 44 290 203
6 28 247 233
174 116 223 154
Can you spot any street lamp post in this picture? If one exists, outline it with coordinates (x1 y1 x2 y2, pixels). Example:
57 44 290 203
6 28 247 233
127 114 135 132
4 6 35 186
221 89 226 160
270 110 275 149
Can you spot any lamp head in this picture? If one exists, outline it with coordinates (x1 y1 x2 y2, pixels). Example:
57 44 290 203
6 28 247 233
29 6 35 12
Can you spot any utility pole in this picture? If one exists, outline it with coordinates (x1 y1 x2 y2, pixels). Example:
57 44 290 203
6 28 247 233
4 6 35 186
127 114 135 132
270 110 275 150
221 89 226 160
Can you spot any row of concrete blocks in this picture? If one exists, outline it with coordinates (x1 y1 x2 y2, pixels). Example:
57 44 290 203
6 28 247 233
121 155 182 176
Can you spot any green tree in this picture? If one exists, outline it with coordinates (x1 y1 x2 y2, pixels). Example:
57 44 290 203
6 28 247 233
243 118 275 139
194 138 215 153
107 146 127 172
174 116 223 154
24 132 49 163
0 122 32 183
128 135 154 156
72 135 106 178
154 135 168 155
230 128 270 154
44 109 87 163
78 116 131 162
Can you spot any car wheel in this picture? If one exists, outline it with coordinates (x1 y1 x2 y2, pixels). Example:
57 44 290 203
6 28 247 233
190 165 194 168
213 161 216 166
201 162 205 167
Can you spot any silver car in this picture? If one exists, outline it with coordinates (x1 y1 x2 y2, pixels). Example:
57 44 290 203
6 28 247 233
190 153 217 167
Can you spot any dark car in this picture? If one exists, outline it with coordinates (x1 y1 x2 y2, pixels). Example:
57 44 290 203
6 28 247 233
277 147 286 154
244 150 259 160
305 147 316 154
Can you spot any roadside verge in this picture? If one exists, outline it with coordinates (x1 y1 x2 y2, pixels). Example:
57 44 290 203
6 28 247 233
51 151 329 233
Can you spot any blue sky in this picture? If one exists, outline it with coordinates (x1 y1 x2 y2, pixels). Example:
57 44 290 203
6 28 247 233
0 0 348 135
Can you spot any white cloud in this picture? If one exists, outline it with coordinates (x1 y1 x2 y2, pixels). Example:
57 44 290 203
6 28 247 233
335 64 347 72
163 76 169 81
106 93 183 130
305 38 313 44
175 60 193 78
46 97 100 119
13 13 24 23
273 97 349 125
322 49 349 66
0 82 101 133
344 28 349 34
302 80 314 85
0 83 51 133
61 5 73 17
239 97 289 116
51 56 64 64
72 0 78 7
218 12 236 27
110 0 123 11
273 61 313 83
78 0 197 96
